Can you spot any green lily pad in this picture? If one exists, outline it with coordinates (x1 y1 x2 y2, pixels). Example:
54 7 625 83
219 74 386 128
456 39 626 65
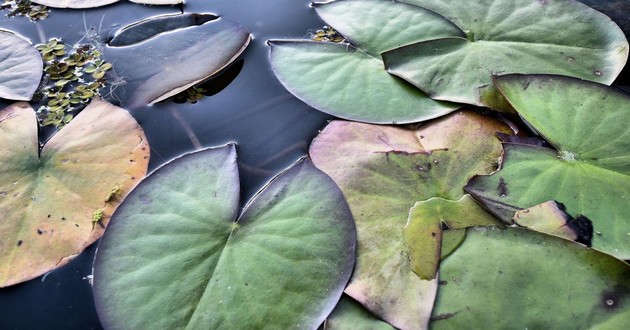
109 13 219 47
465 74 630 259
0 30 43 101
403 195 502 280
324 294 395 330
0 99 149 287
383 0 629 107
105 15 251 109
431 227 630 328
309 111 510 329
92 145 356 329
31 0 181 8
269 0 464 124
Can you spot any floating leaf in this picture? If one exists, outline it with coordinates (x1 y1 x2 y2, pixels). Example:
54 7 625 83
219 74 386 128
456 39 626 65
403 195 502 280
269 0 464 124
513 200 593 243
31 0 181 8
105 15 251 109
0 30 43 101
109 13 219 47
465 74 630 259
384 0 629 107
324 294 395 330
309 111 510 329
92 145 355 329
0 99 149 287
431 227 630 328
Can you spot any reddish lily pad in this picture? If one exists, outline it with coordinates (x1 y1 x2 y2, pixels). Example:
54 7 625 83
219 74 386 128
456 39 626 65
0 99 149 287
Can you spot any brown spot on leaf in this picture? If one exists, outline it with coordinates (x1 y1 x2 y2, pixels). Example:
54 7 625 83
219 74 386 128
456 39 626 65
17 240 23 247
431 312 458 321
37 229 44 235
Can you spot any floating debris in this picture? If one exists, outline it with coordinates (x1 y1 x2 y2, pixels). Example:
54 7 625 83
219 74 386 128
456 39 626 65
310 25 345 43
1 0 49 21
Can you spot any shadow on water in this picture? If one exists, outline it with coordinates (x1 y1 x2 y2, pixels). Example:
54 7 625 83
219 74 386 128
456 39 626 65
1 0 629 329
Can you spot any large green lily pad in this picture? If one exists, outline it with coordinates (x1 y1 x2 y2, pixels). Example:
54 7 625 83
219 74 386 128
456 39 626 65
0 99 149 287
309 111 510 329
269 0 463 124
0 30 43 101
431 227 630 328
105 15 251 109
383 0 629 107
466 74 630 259
31 0 181 8
92 145 356 329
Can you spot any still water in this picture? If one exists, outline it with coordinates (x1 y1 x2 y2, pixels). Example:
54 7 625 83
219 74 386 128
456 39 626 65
0 0 628 329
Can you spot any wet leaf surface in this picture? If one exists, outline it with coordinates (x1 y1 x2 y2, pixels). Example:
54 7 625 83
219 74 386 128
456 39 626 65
93 145 355 329
105 15 251 109
269 0 464 124
309 111 510 329
384 0 629 107
432 227 630 329
466 74 630 259
0 29 43 101
0 98 149 287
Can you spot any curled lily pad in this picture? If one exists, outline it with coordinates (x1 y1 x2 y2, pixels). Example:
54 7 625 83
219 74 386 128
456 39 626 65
309 111 510 329
384 0 629 107
106 15 251 109
0 30 43 101
269 0 464 124
93 145 356 329
31 0 181 8
432 227 630 328
0 99 149 287
465 74 630 259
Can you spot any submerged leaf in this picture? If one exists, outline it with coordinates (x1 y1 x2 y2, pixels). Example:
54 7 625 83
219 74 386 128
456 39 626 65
384 0 629 107
309 111 510 329
269 0 464 124
466 74 630 259
93 145 355 329
0 99 149 287
106 15 251 109
0 30 43 101
432 227 630 328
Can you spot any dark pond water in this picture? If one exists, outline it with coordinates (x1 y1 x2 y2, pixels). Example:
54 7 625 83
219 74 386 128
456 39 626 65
0 0 628 329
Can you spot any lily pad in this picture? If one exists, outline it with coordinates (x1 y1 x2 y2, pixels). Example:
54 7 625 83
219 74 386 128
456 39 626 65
309 111 510 329
0 99 149 287
403 195 502 280
92 145 356 329
513 200 593 243
465 74 630 259
105 15 251 109
324 294 395 330
383 0 629 107
431 227 630 328
269 0 464 124
31 0 181 8
0 29 43 101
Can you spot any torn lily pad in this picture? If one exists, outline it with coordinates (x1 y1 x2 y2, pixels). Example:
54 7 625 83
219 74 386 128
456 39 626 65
0 99 149 287
105 14 251 109
384 0 629 107
431 227 630 328
309 111 510 329
0 29 43 101
403 195 502 280
465 74 630 259
93 145 355 329
513 200 593 244
269 0 464 124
